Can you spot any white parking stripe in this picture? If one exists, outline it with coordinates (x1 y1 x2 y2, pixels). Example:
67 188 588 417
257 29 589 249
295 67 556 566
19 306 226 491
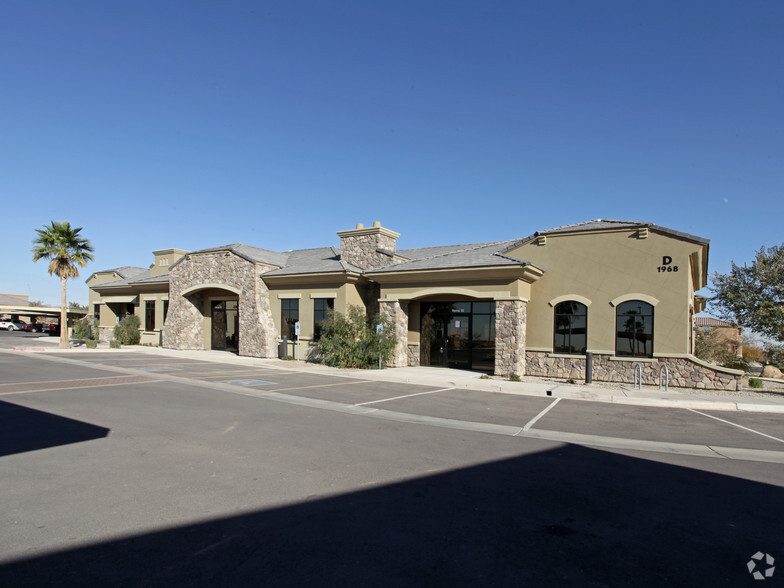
355 387 455 406
521 397 562 432
688 409 784 444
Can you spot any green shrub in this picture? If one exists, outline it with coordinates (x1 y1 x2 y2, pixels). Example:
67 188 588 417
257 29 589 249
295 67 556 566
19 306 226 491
764 343 784 370
110 339 122 349
114 314 141 345
317 305 397 369
85 339 98 349
509 373 521 382
72 316 98 340
720 357 750 371
748 377 763 389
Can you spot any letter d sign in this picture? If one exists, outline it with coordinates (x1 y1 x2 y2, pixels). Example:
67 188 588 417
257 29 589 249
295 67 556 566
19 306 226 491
662 256 672 266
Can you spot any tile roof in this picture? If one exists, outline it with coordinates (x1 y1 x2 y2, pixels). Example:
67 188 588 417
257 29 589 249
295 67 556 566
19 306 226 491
94 268 153 287
89 219 708 283
367 240 533 273
94 266 148 279
695 317 736 327
179 243 290 267
264 247 362 276
524 219 709 245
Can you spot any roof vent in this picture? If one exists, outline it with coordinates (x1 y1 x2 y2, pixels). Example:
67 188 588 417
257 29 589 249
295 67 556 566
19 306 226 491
535 235 547 246
638 227 649 239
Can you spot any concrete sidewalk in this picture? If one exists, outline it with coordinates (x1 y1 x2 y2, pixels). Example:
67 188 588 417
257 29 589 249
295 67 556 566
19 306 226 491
14 337 784 414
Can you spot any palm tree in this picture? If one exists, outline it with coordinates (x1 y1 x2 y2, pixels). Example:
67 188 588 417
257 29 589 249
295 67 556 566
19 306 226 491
32 221 94 349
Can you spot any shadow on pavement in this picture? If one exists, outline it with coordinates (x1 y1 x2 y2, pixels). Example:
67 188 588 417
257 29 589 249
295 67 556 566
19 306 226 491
0 400 110 457
1 444 781 586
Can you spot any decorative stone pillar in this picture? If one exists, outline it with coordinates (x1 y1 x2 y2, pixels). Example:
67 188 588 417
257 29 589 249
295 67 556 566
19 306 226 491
246 267 278 358
495 299 527 377
162 289 204 350
379 299 408 367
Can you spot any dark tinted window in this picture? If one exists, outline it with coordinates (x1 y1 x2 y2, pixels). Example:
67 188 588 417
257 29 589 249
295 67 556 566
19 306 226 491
554 301 587 354
615 301 654 357
313 298 334 341
281 299 299 339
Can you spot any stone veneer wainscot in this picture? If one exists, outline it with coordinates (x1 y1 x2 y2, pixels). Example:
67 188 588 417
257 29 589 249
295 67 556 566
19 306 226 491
525 351 742 391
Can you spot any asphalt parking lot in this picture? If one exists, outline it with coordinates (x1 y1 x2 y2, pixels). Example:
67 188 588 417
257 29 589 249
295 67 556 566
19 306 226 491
1 346 783 586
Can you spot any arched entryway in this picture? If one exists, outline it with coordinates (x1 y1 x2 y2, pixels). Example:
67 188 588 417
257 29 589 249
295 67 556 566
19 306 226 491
178 283 242 353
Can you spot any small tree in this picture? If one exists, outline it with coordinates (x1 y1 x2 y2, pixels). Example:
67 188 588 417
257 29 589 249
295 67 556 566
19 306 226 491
114 314 141 345
764 343 784 370
694 328 748 371
317 305 397 369
69 301 88 311
711 244 784 342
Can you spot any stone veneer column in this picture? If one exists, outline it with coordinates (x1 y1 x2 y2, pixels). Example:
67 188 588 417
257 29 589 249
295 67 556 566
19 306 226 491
379 299 409 367
495 299 527 377
248 266 278 358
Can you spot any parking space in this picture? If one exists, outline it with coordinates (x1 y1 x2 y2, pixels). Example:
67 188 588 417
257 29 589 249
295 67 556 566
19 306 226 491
368 388 556 428
9 349 784 458
533 399 784 452
689 409 784 446
0 351 127 386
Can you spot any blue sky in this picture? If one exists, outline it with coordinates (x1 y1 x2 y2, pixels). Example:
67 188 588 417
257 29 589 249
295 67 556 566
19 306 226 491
2 1 782 307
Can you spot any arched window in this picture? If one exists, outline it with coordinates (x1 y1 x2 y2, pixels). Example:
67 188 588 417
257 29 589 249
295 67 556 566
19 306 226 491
615 300 654 357
554 301 587 354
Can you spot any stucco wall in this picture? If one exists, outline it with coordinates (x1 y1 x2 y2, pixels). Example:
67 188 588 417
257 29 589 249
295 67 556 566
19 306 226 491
507 229 701 355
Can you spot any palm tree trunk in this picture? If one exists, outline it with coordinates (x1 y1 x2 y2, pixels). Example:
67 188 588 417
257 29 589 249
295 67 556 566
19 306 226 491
60 274 69 349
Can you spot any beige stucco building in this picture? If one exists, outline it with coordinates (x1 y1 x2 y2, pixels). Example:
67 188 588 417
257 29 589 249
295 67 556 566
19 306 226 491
87 219 742 390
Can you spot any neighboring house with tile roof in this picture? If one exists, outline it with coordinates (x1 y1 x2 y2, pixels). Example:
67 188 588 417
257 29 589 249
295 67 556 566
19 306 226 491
695 316 743 358
87 219 742 390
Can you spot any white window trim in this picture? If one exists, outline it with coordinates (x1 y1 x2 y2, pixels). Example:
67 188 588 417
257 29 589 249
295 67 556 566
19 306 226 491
548 294 592 308
610 293 659 307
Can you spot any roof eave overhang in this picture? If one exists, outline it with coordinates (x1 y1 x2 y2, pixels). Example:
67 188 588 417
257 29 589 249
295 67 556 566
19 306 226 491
92 282 165 294
366 265 544 285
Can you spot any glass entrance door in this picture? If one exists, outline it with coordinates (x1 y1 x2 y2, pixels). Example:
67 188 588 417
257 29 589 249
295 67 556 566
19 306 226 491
446 314 470 369
421 301 496 372
211 300 239 352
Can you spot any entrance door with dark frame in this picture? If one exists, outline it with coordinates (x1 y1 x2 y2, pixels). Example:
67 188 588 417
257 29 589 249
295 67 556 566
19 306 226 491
211 300 239 352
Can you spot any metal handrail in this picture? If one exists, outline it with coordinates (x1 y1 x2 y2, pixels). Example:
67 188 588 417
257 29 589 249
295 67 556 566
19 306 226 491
633 363 643 390
659 364 670 392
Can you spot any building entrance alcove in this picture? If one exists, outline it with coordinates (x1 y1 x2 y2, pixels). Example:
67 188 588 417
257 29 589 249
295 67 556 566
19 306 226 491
420 301 496 372
211 299 239 353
